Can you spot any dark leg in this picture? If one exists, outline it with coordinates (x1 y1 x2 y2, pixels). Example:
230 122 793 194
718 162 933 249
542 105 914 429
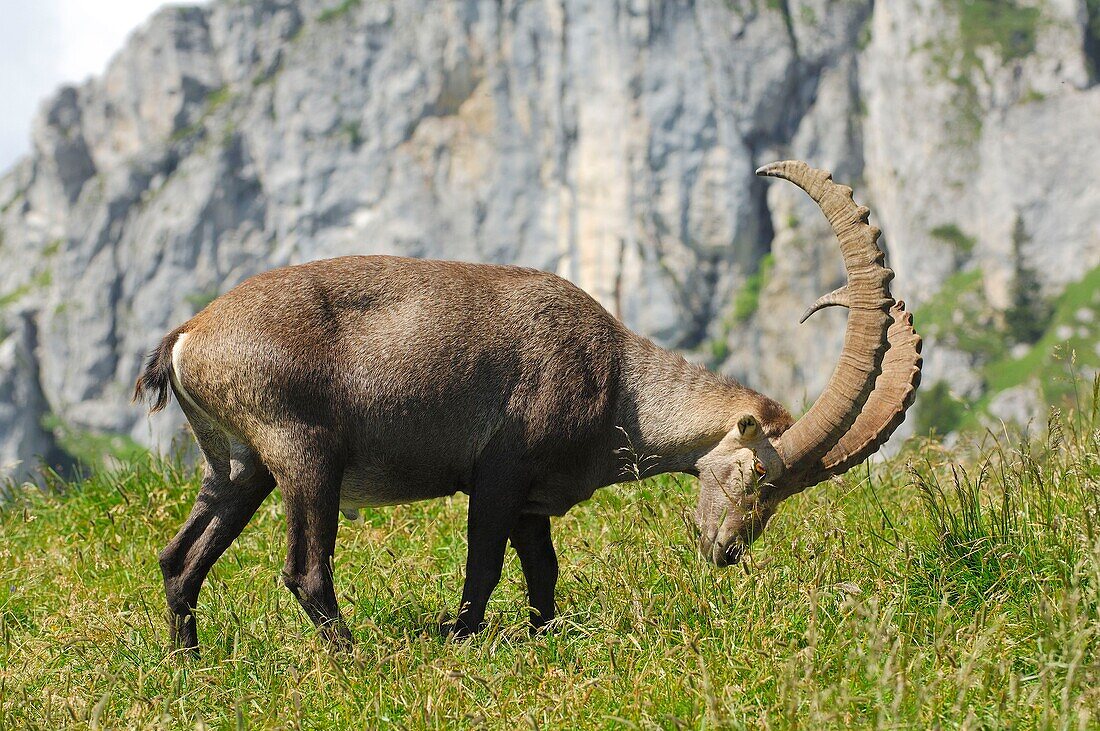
448 460 529 638
275 458 352 649
510 514 558 630
159 461 275 654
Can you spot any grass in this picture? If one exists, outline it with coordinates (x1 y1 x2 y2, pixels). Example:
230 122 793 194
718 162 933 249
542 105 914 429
981 267 1100 405
929 223 975 257
923 0 1043 142
913 265 1100 432
317 0 362 23
39 413 149 473
1088 0 1100 80
950 0 1040 65
732 253 775 325
184 286 221 315
914 268 1004 362
170 86 234 144
2 378 1099 728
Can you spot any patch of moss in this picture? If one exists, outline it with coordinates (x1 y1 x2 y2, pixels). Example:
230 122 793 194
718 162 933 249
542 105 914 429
318 0 361 23
930 223 975 254
185 287 220 314
0 283 31 309
1019 89 1046 105
732 253 775 324
708 336 730 364
0 185 28 215
206 86 231 112
171 85 235 143
1086 0 1100 81
41 238 63 258
0 267 54 309
856 13 873 51
927 0 1043 143
32 269 52 289
41 414 148 470
342 121 363 149
951 0 1040 64
914 381 967 437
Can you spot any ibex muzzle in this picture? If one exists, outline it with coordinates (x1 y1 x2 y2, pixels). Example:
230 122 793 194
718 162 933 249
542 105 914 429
135 161 921 653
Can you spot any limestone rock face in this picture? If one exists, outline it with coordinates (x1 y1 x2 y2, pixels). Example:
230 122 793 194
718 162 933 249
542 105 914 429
1 0 1098 474
0 313 68 478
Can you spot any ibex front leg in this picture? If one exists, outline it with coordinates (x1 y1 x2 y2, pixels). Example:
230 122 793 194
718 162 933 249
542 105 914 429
510 514 558 631
447 458 530 638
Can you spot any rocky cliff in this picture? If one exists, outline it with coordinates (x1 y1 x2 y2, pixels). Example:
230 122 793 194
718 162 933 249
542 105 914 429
2 0 1099 476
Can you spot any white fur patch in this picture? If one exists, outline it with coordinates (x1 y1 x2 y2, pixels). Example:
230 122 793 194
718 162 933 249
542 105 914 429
171 333 209 419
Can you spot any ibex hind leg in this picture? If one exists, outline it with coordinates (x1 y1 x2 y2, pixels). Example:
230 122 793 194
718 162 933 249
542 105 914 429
159 413 274 655
267 447 353 650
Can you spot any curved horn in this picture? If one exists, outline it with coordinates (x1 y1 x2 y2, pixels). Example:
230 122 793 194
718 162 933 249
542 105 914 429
789 302 923 488
821 301 923 475
755 161 894 472
799 285 851 324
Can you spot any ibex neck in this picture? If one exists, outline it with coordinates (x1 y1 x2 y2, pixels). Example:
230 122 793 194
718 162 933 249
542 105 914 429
614 335 752 476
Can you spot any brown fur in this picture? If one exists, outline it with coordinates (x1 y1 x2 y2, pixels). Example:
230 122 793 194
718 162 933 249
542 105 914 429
136 255 795 651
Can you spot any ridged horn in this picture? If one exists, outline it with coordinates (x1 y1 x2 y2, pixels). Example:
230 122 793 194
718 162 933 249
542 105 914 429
820 301 923 475
755 161 894 472
799 286 850 324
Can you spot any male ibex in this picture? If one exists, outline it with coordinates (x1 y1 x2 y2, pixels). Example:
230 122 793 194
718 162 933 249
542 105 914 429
135 162 921 652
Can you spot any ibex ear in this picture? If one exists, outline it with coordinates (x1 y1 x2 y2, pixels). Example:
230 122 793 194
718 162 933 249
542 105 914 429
736 414 760 442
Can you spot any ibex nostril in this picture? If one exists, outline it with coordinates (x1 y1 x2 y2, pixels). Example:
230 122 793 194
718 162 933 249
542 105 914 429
724 542 745 565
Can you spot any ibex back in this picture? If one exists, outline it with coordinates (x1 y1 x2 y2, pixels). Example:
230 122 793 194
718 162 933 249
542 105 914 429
135 162 921 653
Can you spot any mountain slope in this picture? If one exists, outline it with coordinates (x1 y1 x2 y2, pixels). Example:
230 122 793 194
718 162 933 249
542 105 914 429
1 0 1099 474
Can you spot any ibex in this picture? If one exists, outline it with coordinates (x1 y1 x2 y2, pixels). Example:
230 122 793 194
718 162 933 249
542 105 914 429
135 162 921 653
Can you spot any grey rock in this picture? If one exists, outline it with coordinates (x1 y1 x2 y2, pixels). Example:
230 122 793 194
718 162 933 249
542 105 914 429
0 312 68 479
986 383 1046 429
0 0 1098 475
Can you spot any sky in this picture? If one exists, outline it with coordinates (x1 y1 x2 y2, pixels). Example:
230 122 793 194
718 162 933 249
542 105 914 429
0 0 185 173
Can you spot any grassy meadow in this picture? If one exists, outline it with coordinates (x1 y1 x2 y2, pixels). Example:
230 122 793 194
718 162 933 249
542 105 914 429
2 379 1099 729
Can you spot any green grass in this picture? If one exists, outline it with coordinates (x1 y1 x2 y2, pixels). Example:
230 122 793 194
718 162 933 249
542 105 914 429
914 267 1005 362
914 265 1100 431
924 0 1043 142
1087 0 1100 79
184 286 221 314
732 253 775 324
929 223 975 256
318 0 362 23
2 379 1099 728
980 266 1100 407
950 0 1040 65
40 413 149 473
170 86 234 143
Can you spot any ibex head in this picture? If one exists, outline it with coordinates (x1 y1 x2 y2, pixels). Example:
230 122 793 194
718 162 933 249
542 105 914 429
693 161 923 566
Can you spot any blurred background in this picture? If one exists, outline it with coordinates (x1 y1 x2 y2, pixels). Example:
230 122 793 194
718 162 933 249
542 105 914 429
1 0 1098 478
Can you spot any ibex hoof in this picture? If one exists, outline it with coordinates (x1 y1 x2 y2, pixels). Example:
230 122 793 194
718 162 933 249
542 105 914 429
439 617 484 640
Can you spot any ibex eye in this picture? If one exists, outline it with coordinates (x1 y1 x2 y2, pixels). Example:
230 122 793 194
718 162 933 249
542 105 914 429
754 459 767 477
